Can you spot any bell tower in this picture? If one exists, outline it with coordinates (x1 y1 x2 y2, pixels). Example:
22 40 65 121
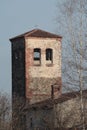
10 29 62 104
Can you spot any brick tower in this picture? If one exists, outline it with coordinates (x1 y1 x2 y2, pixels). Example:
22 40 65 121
10 29 62 104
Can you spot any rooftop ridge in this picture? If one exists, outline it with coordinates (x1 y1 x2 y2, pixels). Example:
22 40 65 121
9 28 62 41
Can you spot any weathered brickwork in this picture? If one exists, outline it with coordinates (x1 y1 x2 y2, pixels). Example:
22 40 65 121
27 77 61 103
10 29 62 104
10 29 62 130
25 37 62 103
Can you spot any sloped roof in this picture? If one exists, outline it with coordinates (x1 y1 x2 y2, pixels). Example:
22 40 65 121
10 29 62 41
25 89 87 110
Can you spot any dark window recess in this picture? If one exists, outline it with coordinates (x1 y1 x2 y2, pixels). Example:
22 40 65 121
34 48 41 60
46 49 53 61
30 118 32 127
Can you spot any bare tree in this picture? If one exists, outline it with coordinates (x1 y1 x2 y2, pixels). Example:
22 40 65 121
53 92 87 129
12 95 26 130
0 91 11 130
56 0 87 129
0 92 26 130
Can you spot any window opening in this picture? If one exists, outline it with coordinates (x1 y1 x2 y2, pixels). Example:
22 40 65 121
33 48 41 65
46 49 52 61
30 117 32 128
46 49 53 66
34 48 41 60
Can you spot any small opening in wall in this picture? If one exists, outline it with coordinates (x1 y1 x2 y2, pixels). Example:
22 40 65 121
58 87 60 91
30 117 32 128
46 48 53 65
46 48 52 60
34 48 41 60
33 48 41 65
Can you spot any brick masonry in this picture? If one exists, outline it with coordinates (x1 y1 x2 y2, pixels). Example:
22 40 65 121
10 29 62 130
10 30 62 104
25 37 62 104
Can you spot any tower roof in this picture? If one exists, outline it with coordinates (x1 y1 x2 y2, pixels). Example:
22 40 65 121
10 29 62 41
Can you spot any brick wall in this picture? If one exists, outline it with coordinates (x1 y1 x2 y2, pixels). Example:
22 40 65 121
25 37 62 104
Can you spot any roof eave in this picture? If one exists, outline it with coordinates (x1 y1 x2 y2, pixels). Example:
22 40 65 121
9 35 25 42
9 29 62 42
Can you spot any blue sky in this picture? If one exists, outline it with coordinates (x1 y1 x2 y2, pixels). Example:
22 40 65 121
0 0 62 93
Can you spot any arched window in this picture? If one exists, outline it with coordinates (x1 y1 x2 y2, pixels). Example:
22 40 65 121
46 48 53 61
33 48 41 65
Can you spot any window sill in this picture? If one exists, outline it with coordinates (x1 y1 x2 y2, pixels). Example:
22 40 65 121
33 64 41 66
33 60 41 66
46 63 53 67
